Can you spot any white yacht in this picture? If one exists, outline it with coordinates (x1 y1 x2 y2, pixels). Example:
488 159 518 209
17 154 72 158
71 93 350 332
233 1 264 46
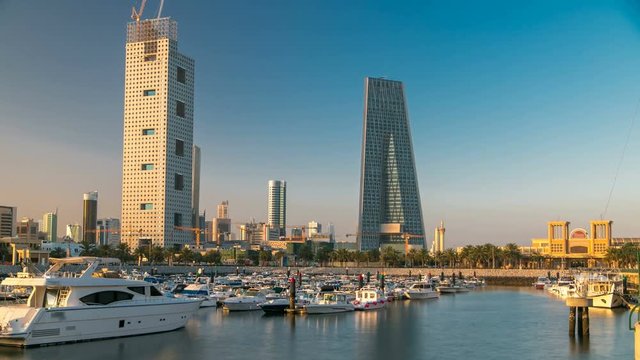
222 288 266 311
0 257 202 347
353 288 386 310
304 293 355 314
405 283 439 299
175 284 217 308
575 273 624 309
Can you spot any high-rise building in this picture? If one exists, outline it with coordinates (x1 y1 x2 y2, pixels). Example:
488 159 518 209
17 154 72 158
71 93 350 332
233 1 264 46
16 218 38 241
0 206 16 238
217 201 229 219
97 218 120 246
357 77 425 251
121 17 195 249
191 145 201 232
308 221 322 237
83 191 98 245
66 224 82 242
268 180 286 238
42 211 58 242
431 221 445 254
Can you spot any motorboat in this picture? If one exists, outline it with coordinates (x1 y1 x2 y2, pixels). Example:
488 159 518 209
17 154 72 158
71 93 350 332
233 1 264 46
533 277 551 290
222 288 266 311
259 298 291 314
175 283 217 308
304 293 355 314
0 257 202 347
405 283 439 299
353 288 386 310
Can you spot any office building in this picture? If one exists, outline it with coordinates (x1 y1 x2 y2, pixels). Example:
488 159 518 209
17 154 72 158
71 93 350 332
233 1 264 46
191 145 201 232
66 224 82 242
83 191 98 244
96 218 120 246
42 211 58 242
357 77 426 251
268 180 286 238
121 16 195 249
0 206 16 238
431 221 445 254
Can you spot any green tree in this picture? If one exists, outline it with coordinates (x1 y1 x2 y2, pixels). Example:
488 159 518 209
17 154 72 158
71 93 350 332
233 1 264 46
381 246 401 267
297 244 314 264
50 248 66 258
79 240 96 256
179 247 194 264
315 247 331 266
203 250 222 265
114 243 132 263
259 250 273 266
367 249 381 262
149 245 165 264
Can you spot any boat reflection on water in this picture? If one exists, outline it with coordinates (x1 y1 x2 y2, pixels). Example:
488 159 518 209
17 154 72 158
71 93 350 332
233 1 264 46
354 309 380 330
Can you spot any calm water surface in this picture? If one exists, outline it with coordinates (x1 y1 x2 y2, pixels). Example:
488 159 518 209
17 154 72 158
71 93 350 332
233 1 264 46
0 287 633 360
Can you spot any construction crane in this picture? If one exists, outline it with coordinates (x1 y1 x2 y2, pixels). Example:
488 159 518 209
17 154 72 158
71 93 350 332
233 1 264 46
174 226 208 249
131 0 165 22
345 232 424 255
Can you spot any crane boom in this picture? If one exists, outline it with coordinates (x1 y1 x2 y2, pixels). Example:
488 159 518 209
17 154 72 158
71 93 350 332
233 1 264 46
131 0 148 22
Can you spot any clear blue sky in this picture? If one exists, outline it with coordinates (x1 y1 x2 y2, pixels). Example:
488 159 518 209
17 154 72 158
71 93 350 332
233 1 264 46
2 0 640 247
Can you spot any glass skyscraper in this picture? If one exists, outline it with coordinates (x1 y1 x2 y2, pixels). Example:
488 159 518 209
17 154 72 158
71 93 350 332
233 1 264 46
357 77 425 251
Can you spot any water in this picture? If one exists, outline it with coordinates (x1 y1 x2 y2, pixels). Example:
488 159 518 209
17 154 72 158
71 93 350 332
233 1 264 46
0 287 633 360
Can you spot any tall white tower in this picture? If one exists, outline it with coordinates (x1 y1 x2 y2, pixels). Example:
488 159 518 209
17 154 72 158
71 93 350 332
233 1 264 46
268 180 286 238
121 17 195 250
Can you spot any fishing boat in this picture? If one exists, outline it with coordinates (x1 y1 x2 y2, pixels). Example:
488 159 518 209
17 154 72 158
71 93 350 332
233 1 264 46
0 257 201 347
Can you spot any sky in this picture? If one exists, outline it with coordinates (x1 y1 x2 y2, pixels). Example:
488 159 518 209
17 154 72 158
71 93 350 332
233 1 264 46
3 0 640 247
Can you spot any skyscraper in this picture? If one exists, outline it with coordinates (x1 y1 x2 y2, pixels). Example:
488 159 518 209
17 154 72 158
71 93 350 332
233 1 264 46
66 224 82 242
217 201 229 219
268 180 286 238
431 221 445 254
0 206 16 238
97 218 120 246
121 16 194 249
212 201 230 245
357 77 425 251
191 145 201 232
83 191 98 245
42 212 58 242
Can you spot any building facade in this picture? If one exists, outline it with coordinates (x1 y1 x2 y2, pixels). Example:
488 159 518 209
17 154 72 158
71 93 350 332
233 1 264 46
16 218 38 241
121 17 195 250
528 220 613 267
83 191 98 245
268 180 286 238
0 206 16 238
431 221 445 254
191 145 201 232
66 224 82 242
42 212 58 242
96 218 120 246
357 77 426 251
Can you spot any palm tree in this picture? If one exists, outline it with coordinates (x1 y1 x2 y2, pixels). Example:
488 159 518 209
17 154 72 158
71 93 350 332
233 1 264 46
114 243 132 263
407 249 418 267
381 246 400 267
502 243 521 269
418 249 431 267
443 249 458 268
79 240 96 256
50 248 66 258
133 246 147 266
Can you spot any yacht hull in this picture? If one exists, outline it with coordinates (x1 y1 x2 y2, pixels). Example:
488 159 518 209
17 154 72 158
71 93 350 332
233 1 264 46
0 300 201 347
304 304 355 314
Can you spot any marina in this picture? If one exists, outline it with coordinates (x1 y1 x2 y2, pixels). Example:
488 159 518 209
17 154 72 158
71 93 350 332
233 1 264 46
0 285 632 359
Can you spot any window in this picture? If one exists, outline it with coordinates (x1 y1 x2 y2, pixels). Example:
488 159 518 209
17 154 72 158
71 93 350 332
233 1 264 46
176 101 185 117
174 212 182 227
128 287 146 295
119 320 125 328
176 139 184 156
144 55 156 62
150 286 163 297
141 203 153 210
141 163 154 171
175 173 184 191
143 89 156 96
142 129 155 136
80 291 134 306
144 41 157 54
177 66 186 83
